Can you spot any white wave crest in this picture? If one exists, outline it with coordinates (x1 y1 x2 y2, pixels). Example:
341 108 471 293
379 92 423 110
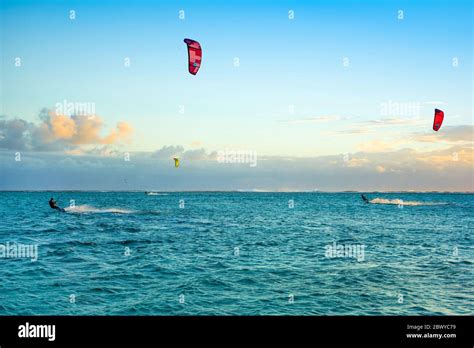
64 204 134 214
369 198 447 206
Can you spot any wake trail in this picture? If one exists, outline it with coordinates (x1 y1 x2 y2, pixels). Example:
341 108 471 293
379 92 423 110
369 198 448 206
64 205 135 214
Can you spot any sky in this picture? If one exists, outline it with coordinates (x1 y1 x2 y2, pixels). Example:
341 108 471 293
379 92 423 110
0 0 472 191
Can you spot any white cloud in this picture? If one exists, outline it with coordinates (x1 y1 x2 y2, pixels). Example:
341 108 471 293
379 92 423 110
411 125 474 143
281 115 343 124
361 117 427 126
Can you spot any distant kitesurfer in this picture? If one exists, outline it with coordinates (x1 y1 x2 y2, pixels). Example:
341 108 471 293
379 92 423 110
49 198 63 211
361 194 369 203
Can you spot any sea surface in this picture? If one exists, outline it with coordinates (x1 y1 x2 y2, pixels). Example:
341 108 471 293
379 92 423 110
0 192 472 315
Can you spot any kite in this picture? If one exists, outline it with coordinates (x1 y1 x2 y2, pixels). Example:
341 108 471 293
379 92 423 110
183 38 202 75
433 109 444 131
174 158 180 168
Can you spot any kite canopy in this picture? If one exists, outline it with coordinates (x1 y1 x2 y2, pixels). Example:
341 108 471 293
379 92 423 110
174 158 180 168
433 109 444 131
183 38 202 75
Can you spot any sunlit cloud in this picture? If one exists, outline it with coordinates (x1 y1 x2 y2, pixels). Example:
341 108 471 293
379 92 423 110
416 146 474 169
375 165 386 173
344 157 370 168
411 125 473 143
0 110 133 154
356 139 397 153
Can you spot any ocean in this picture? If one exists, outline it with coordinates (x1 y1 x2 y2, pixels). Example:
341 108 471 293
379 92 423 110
0 192 472 315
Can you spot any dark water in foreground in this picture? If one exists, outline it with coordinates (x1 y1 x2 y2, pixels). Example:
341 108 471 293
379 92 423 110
0 192 472 315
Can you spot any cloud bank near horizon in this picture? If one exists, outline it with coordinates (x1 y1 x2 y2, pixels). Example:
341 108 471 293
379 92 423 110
0 144 472 191
1 112 472 191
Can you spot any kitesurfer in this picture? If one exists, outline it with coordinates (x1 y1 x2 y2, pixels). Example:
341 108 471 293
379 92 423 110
361 194 369 203
49 198 63 211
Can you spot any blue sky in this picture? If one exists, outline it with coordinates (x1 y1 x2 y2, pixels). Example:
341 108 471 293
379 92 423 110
0 0 472 190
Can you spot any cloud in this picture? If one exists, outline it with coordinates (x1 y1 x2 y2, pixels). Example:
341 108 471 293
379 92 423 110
85 145 122 157
325 117 427 136
344 157 369 167
356 139 396 152
375 165 386 173
415 145 474 169
64 148 85 156
42 113 132 145
323 127 374 136
361 117 427 126
49 114 76 139
102 122 133 145
1 144 472 191
0 117 34 150
350 146 473 173
182 148 208 160
0 110 133 153
151 145 185 159
411 125 474 143
151 145 215 161
281 115 342 124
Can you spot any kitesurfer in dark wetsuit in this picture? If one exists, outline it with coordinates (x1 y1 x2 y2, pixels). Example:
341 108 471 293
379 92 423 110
49 198 62 211
361 194 369 203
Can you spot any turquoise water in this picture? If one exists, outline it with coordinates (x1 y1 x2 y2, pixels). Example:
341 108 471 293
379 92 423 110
0 192 472 315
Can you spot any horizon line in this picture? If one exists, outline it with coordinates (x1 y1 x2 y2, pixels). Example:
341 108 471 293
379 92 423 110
1 190 473 194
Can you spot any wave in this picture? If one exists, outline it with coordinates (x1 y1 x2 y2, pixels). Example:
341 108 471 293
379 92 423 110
369 198 447 206
64 204 134 214
145 192 168 196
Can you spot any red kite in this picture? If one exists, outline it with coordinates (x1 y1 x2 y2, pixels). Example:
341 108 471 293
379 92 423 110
183 38 202 75
433 109 444 131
